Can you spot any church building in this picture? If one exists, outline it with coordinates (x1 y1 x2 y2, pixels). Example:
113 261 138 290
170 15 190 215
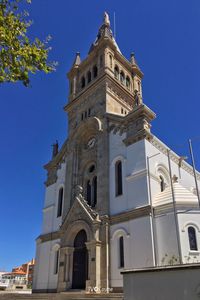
33 12 200 293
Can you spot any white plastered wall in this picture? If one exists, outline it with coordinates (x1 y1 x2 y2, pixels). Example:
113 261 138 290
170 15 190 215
42 161 66 234
109 133 149 215
33 239 60 291
110 217 154 287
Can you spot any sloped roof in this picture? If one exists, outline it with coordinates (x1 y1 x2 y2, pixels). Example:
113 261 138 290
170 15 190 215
153 182 198 207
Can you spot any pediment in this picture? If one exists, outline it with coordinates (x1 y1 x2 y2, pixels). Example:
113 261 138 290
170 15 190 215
61 193 99 231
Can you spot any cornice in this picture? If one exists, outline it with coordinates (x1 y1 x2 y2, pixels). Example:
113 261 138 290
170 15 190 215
42 204 54 212
36 230 62 244
126 169 147 181
150 136 200 180
110 205 151 225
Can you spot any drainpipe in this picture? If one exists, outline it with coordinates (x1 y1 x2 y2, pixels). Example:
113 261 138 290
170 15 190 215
105 218 109 293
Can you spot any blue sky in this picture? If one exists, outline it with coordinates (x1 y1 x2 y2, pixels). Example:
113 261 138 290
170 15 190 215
0 0 200 271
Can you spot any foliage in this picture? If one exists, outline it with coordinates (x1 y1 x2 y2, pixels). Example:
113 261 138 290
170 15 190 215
0 0 56 86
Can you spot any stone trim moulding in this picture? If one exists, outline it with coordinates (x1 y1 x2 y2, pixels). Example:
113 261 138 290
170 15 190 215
110 205 151 225
126 168 147 181
42 204 54 212
37 230 62 244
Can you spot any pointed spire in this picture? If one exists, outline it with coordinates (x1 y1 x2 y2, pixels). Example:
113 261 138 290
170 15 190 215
88 12 121 54
72 52 81 67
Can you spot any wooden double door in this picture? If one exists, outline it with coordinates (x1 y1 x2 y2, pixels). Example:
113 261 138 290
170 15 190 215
72 230 88 289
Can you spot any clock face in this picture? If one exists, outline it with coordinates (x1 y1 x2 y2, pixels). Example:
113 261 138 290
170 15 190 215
87 137 96 149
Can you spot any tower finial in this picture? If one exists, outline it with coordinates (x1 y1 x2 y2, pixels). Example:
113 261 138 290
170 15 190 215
72 52 81 67
104 11 110 26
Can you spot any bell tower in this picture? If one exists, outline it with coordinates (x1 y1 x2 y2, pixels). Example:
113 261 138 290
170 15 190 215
65 12 144 138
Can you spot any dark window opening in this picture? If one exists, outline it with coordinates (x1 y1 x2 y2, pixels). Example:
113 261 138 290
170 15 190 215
93 65 98 78
121 108 124 114
88 108 91 117
114 65 119 79
109 55 113 68
89 165 95 173
57 188 63 217
81 76 85 88
86 181 91 206
126 76 130 89
119 236 124 268
92 176 97 208
54 250 59 274
85 111 87 118
81 113 84 120
87 71 91 83
120 71 125 84
188 226 198 251
115 161 123 196
159 176 165 192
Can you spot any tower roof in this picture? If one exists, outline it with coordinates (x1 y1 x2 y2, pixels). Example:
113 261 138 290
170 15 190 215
88 12 121 54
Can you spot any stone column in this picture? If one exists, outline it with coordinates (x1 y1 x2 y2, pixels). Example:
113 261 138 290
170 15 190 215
57 246 74 292
85 240 102 293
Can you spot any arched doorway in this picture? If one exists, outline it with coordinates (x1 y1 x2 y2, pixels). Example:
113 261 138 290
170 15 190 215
72 229 88 289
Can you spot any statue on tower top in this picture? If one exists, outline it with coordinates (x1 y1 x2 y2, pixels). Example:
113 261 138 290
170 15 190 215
104 11 110 26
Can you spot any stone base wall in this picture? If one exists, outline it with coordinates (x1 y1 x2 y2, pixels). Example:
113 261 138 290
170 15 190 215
122 264 200 300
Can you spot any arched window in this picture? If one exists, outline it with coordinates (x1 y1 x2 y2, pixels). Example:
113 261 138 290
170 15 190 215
119 236 124 268
92 176 97 208
159 176 165 192
86 181 91 206
93 65 98 78
87 71 91 83
120 71 125 84
126 76 130 89
109 55 113 68
115 160 123 196
188 226 198 251
57 188 63 217
81 76 85 88
54 249 59 274
114 65 119 79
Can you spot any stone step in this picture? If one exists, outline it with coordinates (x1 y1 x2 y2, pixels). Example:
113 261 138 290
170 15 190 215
0 292 124 300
